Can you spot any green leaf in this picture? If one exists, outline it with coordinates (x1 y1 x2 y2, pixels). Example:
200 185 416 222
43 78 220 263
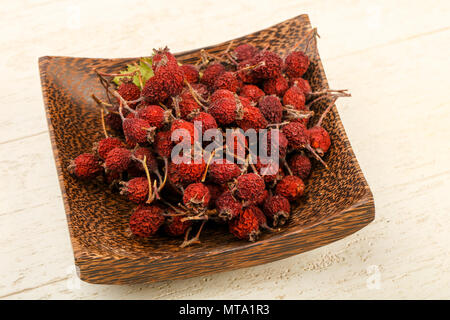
112 57 154 89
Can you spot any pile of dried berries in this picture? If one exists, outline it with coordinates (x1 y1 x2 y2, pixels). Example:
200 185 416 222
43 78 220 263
69 31 350 247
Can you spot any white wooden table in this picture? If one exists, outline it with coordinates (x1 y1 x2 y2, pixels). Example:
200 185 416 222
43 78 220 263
1 0 449 299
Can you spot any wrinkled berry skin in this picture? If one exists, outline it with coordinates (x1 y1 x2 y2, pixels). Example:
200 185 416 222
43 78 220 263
236 105 268 131
121 177 149 203
168 157 206 187
309 126 331 155
201 63 226 89
213 72 241 93
284 51 310 78
137 105 167 129
164 215 192 237
233 43 259 62
289 77 312 95
68 153 102 179
210 89 235 104
229 207 260 241
282 122 309 149
252 51 283 79
235 173 265 201
123 117 152 144
95 137 124 160
180 64 199 83
275 175 305 200
283 85 306 110
182 183 211 209
155 130 173 158
104 147 132 173
289 154 312 180
216 191 242 220
192 112 218 134
258 95 283 124
263 76 289 96
263 195 291 226
209 98 238 126
240 84 265 103
208 159 241 184
117 81 141 108
129 205 165 237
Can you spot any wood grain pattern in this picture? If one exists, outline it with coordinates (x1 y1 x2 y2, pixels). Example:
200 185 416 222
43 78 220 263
39 14 374 284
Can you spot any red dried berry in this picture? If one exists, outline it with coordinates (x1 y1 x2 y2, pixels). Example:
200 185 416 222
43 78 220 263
208 98 240 126
216 191 242 220
192 112 218 134
262 129 288 159
285 51 310 78
235 173 265 201
168 157 206 187
68 153 102 179
201 63 226 89
275 175 305 200
177 91 201 119
283 85 306 110
155 130 173 158
282 122 309 149
210 89 235 105
117 81 141 108
252 51 283 79
94 137 124 160
246 205 267 228
233 43 259 62
152 47 178 70
170 119 196 145
142 51 184 103
123 117 153 144
237 59 259 84
258 95 283 124
104 147 132 173
183 183 211 209
164 215 192 237
208 159 241 184
137 104 168 129
229 207 260 241
263 195 291 226
240 84 265 103
263 76 289 96
289 77 312 95
309 126 331 156
236 105 268 131
289 154 312 180
180 64 199 83
120 177 149 203
213 71 241 93
129 205 165 237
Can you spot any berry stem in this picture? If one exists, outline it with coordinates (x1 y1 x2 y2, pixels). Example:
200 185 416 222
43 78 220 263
184 79 208 110
100 109 108 138
282 158 293 175
201 149 218 182
112 90 136 115
156 157 169 193
180 220 207 248
141 155 153 203
306 144 329 169
316 97 339 128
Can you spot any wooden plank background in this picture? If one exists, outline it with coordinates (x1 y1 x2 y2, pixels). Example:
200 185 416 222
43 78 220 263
0 0 449 299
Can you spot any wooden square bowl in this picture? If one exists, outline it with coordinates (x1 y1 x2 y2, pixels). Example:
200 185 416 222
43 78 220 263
39 14 374 285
